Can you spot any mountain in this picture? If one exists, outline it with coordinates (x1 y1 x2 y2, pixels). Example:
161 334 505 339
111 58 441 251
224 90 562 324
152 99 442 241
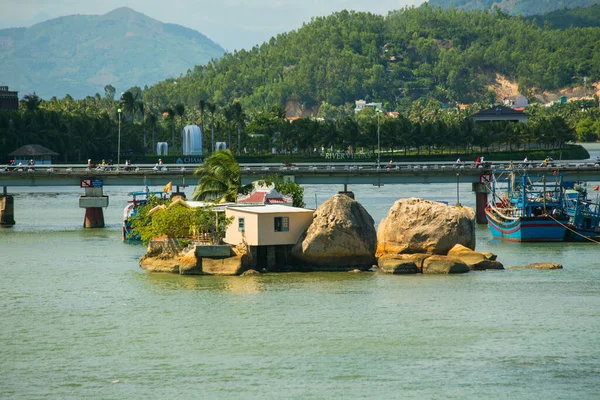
142 6 600 112
0 7 225 99
427 0 600 15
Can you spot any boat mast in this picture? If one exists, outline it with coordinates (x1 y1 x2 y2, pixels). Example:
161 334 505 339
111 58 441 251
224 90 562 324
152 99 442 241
542 175 547 214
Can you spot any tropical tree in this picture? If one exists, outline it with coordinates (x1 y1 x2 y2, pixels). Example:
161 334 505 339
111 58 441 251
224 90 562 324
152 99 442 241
192 150 251 202
21 93 43 112
230 102 245 155
207 102 217 153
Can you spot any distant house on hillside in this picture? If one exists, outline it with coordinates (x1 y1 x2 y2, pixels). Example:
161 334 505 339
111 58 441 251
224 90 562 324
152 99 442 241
503 95 528 109
355 100 383 113
0 86 18 111
8 144 59 165
470 106 528 123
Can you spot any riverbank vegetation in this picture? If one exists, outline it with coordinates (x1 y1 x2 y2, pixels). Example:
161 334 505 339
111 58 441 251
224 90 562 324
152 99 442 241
2 6 600 162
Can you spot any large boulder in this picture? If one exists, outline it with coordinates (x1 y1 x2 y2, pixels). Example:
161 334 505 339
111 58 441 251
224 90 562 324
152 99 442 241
292 194 377 271
422 255 470 274
447 244 504 271
377 198 475 256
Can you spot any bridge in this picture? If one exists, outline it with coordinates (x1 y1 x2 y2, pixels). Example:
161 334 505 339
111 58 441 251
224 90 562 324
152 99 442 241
2 161 600 186
2 161 600 227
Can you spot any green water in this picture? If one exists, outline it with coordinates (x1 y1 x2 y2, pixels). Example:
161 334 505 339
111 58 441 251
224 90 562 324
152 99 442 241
1 185 599 399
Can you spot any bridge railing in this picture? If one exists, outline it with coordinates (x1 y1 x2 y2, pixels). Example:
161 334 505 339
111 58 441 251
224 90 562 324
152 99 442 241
1 161 599 175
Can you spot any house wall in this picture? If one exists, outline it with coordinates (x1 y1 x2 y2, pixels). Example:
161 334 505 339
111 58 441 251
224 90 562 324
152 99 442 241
224 208 313 246
256 212 313 246
224 209 259 246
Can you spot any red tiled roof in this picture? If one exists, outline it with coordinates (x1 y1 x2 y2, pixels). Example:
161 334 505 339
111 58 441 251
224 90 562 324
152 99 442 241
239 192 266 203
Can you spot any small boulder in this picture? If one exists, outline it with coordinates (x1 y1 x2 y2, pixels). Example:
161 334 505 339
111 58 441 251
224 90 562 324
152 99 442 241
447 244 503 270
241 269 261 276
422 255 470 274
507 263 563 270
377 198 475 257
292 194 377 271
377 256 419 274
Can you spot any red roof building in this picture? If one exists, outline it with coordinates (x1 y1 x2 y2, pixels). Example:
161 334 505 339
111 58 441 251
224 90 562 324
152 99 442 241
237 186 292 205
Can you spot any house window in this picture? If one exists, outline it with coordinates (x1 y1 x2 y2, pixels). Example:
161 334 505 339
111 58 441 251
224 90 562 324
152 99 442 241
274 216 289 232
238 217 245 232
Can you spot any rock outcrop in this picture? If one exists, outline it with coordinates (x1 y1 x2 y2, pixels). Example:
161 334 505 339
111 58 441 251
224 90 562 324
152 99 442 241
292 194 377 271
377 255 419 274
447 244 504 271
377 198 475 257
507 262 563 270
139 238 247 275
140 242 200 274
422 255 470 274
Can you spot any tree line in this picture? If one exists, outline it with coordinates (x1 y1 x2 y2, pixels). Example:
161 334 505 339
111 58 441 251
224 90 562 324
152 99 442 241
2 90 598 163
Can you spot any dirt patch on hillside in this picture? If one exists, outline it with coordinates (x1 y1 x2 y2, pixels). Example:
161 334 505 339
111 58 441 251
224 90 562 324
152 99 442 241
487 73 600 105
285 100 318 118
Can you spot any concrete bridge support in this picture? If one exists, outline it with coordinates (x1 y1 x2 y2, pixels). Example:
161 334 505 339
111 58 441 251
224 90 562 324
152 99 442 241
79 187 109 228
0 186 15 226
472 182 490 224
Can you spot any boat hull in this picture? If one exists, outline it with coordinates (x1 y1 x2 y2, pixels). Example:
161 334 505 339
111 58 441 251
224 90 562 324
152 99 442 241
564 226 600 242
486 210 567 242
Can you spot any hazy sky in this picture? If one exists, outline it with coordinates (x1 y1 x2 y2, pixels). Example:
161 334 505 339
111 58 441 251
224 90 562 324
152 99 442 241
0 0 426 51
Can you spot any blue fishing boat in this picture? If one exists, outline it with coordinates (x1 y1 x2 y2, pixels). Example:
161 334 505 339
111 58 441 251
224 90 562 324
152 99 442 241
485 169 568 242
562 182 600 241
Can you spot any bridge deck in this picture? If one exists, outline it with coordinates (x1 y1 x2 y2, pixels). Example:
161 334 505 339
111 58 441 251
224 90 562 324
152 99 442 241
1 162 600 187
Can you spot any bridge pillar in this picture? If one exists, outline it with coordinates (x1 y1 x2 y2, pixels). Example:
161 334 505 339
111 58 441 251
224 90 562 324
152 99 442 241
0 186 15 226
338 183 355 199
79 187 109 228
472 182 490 224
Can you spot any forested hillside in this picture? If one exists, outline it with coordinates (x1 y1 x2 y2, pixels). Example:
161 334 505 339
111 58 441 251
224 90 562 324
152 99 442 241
527 5 600 29
428 0 600 15
142 6 600 113
0 7 224 99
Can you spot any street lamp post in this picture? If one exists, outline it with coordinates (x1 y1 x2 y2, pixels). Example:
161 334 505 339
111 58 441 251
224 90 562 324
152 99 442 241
117 108 122 171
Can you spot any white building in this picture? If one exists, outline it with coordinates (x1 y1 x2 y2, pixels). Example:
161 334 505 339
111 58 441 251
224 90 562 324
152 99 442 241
355 100 383 113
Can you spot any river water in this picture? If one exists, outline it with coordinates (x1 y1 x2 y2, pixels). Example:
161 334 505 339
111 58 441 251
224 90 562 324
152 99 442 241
1 180 600 399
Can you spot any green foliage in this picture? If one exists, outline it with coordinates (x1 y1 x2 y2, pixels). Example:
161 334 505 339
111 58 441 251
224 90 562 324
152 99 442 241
428 0 600 16
0 7 224 99
257 177 306 208
527 5 600 29
143 5 600 111
130 199 232 245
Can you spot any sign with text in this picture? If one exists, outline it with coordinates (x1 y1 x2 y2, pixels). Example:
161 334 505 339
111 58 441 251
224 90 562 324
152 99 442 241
92 178 103 188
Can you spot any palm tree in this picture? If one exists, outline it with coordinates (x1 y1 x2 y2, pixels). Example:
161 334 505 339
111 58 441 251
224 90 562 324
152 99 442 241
174 103 185 151
230 102 245 156
199 99 206 137
146 112 158 154
162 107 175 148
21 93 43 112
223 105 234 151
192 149 251 202
120 91 137 122
137 101 146 150
207 102 216 153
